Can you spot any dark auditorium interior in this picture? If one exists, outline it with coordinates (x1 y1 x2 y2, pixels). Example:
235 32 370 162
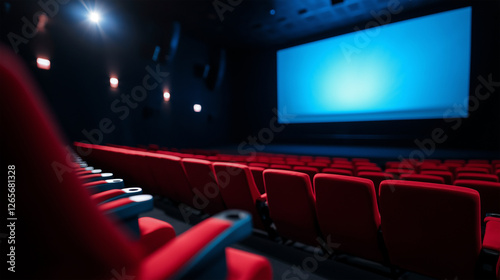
2 0 500 279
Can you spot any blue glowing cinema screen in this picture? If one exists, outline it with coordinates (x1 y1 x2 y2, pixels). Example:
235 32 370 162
277 7 472 123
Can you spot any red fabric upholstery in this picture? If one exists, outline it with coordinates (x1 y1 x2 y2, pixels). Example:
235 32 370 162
456 173 499 182
483 217 500 252
466 163 493 173
139 218 231 279
181 158 226 214
226 248 273 280
307 162 328 168
357 171 394 195
80 173 108 181
356 166 382 173
92 189 126 204
269 164 292 170
137 217 176 256
144 153 195 206
384 168 414 178
292 166 319 184
99 197 134 212
322 168 353 176
420 170 454 184
379 180 481 279
213 163 266 229
314 174 383 262
249 162 269 168
400 174 445 184
263 169 320 245
454 180 500 219
249 166 266 194
329 163 354 171
419 165 450 172
456 167 490 174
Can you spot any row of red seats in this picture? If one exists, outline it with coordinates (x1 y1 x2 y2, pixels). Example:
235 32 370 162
75 142 500 279
263 170 500 279
76 142 500 226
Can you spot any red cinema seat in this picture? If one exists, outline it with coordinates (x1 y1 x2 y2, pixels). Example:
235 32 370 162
269 164 292 170
286 160 306 166
300 155 314 162
419 165 450 172
420 170 454 185
307 162 329 168
400 174 445 184
356 165 382 174
314 156 331 163
329 163 354 171
263 169 321 245
1 45 272 279
357 172 394 195
80 172 113 182
466 163 494 173
248 162 269 168
213 163 267 230
314 174 384 262
322 168 353 176
456 167 490 175
144 153 195 206
181 158 226 215
379 180 500 279
456 173 499 183
384 168 414 178
453 180 500 219
292 166 319 184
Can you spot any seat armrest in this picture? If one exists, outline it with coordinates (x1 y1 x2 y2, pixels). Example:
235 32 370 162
83 178 125 193
479 216 500 279
483 216 500 251
100 194 154 238
91 188 142 204
486 213 500 219
139 210 252 280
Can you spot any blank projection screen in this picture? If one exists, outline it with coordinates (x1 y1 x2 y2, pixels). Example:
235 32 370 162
277 7 472 123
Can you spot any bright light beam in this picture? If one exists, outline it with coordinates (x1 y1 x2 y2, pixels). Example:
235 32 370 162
89 12 101 23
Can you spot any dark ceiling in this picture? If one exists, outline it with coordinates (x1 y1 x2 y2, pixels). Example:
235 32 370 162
126 0 471 48
1 0 475 51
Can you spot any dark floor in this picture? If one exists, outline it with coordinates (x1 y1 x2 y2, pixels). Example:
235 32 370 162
140 197 435 280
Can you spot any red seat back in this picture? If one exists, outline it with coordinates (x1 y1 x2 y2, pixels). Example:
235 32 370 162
181 158 226 214
314 174 383 262
263 169 320 245
454 180 500 219
213 163 265 229
379 180 481 279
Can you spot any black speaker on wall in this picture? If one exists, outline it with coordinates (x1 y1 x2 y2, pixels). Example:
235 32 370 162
205 48 226 91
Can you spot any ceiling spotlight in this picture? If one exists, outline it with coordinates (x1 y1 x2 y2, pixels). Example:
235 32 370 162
110 77 118 88
193 104 202 113
89 12 101 23
163 91 170 102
